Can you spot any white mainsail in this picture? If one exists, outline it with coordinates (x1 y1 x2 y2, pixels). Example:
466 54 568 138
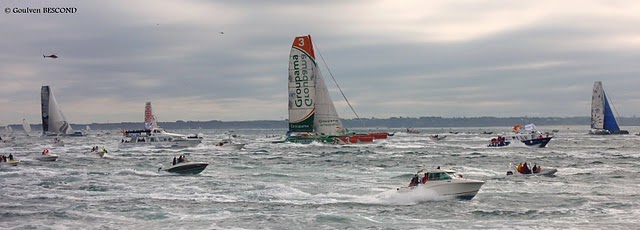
288 36 317 133
591 81 605 129
22 119 31 133
41 86 73 135
85 125 91 131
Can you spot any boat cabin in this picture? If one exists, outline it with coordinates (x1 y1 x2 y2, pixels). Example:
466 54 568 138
417 169 461 182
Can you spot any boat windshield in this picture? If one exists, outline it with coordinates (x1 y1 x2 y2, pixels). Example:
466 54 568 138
428 172 453 181
446 172 459 179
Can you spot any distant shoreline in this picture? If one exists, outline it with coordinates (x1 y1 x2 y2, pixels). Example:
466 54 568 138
6 116 640 131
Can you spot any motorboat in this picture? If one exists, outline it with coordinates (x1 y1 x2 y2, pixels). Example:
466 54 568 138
85 149 107 158
429 135 447 141
397 168 485 200
489 126 553 148
406 128 420 134
214 139 245 150
0 160 20 166
120 128 203 148
37 153 59 161
52 138 65 147
507 163 557 177
159 161 208 174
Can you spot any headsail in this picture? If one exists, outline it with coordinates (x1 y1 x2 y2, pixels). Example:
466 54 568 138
144 102 158 130
590 81 605 129
22 119 31 133
288 35 317 132
313 63 344 135
602 92 621 131
41 86 72 135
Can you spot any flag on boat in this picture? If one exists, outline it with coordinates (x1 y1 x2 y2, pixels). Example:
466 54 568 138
525 123 536 131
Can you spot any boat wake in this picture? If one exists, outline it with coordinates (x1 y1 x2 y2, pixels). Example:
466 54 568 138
372 188 448 205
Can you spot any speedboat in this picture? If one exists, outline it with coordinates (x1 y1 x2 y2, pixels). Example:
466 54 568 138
120 128 203 148
429 135 447 141
214 139 245 150
37 154 59 161
0 160 20 166
397 168 485 200
159 161 208 174
406 128 420 134
84 149 107 158
507 164 557 177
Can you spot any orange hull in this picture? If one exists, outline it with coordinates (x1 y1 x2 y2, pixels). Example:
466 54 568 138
367 132 389 139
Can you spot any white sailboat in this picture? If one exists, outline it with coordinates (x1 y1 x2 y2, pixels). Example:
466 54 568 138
40 86 83 136
589 81 629 135
22 119 31 133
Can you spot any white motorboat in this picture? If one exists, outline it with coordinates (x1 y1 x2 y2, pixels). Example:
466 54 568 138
397 168 485 200
120 128 203 148
84 149 107 158
159 161 208 174
214 138 245 150
37 154 59 161
429 135 447 141
120 102 203 148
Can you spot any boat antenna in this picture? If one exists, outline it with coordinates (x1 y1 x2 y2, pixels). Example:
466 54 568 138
314 42 366 128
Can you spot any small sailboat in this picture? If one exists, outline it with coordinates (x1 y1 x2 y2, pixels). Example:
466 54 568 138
429 135 447 141
41 86 83 137
22 119 32 134
589 81 629 135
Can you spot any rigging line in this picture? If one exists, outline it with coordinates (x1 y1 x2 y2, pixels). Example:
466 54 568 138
314 42 366 128
606 92 624 126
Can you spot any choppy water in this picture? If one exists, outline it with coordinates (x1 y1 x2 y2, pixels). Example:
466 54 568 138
1 126 640 229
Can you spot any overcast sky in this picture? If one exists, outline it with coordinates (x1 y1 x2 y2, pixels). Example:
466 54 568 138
1 0 640 124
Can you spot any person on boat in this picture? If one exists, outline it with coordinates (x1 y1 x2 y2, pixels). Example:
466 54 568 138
421 173 428 184
409 174 419 187
536 166 542 173
8 153 13 161
532 164 537 173
523 162 531 174
517 163 523 173
42 149 49 155
101 146 108 153
490 138 497 146
172 157 177 165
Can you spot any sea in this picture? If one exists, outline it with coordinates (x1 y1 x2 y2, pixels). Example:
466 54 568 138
1 126 639 229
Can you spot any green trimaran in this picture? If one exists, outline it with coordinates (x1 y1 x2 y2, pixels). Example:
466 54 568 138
272 35 350 144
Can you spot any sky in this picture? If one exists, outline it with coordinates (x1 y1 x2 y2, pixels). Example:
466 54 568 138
1 0 640 124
